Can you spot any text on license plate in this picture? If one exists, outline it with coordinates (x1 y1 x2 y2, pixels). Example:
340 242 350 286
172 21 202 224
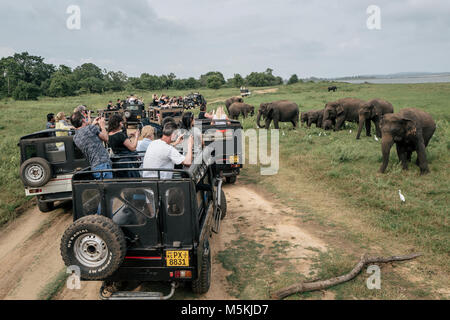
166 250 189 267
229 155 239 163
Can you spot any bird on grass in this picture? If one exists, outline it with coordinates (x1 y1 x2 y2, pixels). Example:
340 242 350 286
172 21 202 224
398 190 406 203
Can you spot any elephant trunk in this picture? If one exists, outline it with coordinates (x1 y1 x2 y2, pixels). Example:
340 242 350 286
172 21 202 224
379 134 394 173
257 111 265 128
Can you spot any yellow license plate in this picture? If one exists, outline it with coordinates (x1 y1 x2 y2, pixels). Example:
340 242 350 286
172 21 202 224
166 250 189 267
229 155 239 163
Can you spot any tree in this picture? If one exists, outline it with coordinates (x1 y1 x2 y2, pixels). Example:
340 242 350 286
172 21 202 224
185 77 199 89
229 73 245 88
47 73 76 97
200 71 225 87
287 74 299 85
207 75 223 89
12 80 41 100
105 71 127 91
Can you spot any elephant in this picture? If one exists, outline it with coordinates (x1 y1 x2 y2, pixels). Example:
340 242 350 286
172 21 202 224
300 112 308 126
379 108 436 174
322 98 365 131
225 96 244 113
301 109 324 128
328 86 337 92
257 100 299 129
228 102 255 120
356 98 394 140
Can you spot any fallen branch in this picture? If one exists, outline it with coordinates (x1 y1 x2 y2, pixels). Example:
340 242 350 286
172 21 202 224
271 252 422 300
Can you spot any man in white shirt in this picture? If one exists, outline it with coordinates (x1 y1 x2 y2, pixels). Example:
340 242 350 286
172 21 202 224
142 122 193 179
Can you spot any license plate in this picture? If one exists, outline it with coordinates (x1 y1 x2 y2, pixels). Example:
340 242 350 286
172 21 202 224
166 250 189 267
229 155 239 163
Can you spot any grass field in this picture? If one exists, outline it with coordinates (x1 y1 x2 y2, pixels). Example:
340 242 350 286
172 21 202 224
0 82 449 298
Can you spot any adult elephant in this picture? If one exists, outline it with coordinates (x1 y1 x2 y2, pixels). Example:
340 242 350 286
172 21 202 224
322 98 365 131
356 98 394 139
257 100 299 129
228 102 255 120
379 108 436 175
225 96 244 113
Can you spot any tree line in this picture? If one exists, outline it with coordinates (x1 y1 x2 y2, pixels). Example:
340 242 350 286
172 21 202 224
0 52 301 100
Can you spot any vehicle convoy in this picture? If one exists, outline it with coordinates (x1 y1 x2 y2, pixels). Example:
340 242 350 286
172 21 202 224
59 147 227 299
18 129 89 212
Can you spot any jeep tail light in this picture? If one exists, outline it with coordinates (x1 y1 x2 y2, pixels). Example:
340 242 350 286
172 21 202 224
29 189 42 194
172 270 192 278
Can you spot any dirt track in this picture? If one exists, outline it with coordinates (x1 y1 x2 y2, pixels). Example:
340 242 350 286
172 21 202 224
0 182 325 300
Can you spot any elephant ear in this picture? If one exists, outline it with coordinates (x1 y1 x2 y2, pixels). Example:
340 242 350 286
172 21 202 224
402 116 417 136
336 104 344 115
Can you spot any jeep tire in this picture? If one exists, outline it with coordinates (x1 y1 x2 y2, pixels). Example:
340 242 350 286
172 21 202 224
220 189 227 220
20 157 52 187
225 176 236 184
60 215 126 280
37 196 54 213
191 240 211 294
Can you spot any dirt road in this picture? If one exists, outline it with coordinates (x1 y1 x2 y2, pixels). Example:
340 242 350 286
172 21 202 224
0 182 325 300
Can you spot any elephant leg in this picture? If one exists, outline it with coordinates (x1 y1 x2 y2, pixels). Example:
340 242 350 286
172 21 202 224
365 119 371 137
356 117 365 139
416 138 430 174
407 151 412 162
273 118 279 129
291 119 297 129
374 119 382 138
335 117 344 131
265 118 272 129
396 144 408 170
307 119 312 128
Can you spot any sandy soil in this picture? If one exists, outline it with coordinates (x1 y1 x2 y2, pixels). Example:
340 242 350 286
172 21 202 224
0 181 324 300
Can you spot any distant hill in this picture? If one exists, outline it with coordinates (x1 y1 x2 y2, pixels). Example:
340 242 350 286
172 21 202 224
332 72 450 81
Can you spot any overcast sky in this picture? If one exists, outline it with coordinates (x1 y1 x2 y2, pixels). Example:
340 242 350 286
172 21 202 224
1 0 449 79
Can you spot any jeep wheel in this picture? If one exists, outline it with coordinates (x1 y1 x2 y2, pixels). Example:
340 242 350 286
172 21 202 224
225 176 236 184
220 189 227 220
60 215 126 280
37 197 54 213
191 241 211 294
20 157 52 187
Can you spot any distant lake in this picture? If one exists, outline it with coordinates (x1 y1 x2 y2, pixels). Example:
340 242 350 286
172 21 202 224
343 75 450 84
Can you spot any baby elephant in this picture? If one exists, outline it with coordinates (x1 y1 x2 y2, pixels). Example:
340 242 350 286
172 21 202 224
228 102 255 120
301 109 324 128
379 108 436 174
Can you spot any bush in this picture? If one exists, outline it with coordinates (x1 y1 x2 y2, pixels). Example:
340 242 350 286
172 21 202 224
12 81 41 100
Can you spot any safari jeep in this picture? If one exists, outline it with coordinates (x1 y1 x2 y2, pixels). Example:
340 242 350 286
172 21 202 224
18 129 88 212
122 101 147 128
184 93 207 109
60 149 226 300
196 119 243 184
147 105 184 127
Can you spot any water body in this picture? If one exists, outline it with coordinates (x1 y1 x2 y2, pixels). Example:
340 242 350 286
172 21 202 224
343 75 450 84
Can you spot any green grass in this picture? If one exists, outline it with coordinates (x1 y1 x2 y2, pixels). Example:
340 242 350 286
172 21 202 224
1 82 449 298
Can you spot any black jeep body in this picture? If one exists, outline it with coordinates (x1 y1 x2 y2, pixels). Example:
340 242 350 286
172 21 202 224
60 147 226 299
18 129 88 212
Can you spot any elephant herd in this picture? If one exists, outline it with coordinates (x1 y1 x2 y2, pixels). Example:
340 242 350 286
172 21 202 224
223 95 436 175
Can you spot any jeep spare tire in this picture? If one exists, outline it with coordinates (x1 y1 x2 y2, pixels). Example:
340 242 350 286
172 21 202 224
60 215 126 280
20 157 52 187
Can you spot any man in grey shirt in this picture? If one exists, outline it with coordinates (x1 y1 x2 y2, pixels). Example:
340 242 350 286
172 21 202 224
71 111 112 179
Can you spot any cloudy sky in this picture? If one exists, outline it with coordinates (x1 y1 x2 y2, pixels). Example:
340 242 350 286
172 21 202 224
1 0 449 79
